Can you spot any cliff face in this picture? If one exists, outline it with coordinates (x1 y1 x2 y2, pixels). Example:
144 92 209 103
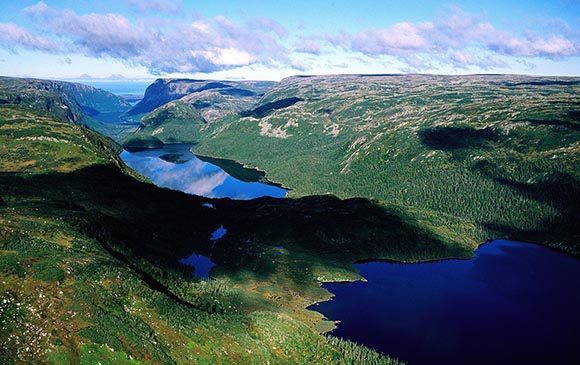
124 78 275 118
0 77 86 125
121 78 276 145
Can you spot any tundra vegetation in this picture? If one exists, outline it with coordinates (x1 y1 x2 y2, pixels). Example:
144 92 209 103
1 74 579 364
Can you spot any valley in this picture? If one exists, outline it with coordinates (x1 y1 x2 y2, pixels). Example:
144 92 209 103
1 74 579 365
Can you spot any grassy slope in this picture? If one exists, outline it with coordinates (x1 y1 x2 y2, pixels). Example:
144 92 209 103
1 104 412 364
192 75 580 254
0 76 135 140
123 100 206 146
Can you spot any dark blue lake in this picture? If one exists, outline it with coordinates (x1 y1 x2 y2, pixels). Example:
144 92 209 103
120 144 287 199
313 240 580 365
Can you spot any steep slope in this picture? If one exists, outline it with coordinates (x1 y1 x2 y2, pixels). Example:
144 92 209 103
1 104 420 364
0 76 133 139
192 74 580 254
122 79 275 146
123 100 206 149
124 78 274 119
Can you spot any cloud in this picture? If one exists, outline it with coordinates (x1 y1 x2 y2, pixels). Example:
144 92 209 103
24 4 151 59
5 3 580 75
294 39 322 55
128 0 182 14
450 51 508 70
122 155 228 196
249 17 288 37
352 22 434 55
486 33 576 57
345 6 579 70
0 22 59 52
17 1 290 74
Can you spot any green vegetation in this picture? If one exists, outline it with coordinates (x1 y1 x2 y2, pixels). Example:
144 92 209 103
1 104 417 364
191 74 580 254
122 79 275 146
127 100 206 144
4 73 579 364
123 135 165 151
0 76 134 140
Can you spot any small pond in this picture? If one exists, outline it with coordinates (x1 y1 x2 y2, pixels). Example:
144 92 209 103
312 240 580 365
120 144 287 199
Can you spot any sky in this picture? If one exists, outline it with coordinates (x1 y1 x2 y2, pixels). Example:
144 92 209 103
0 0 579 81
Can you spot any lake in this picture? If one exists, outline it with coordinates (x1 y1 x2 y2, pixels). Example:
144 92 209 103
120 144 287 199
313 239 580 365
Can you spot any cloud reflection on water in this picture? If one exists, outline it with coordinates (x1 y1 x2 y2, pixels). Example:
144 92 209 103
120 146 287 199
122 152 228 197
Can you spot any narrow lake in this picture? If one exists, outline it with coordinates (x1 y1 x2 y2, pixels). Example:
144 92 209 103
120 144 287 199
312 240 580 365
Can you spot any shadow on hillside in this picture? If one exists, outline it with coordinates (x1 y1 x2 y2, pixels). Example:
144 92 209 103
419 126 500 150
419 125 580 250
0 164 467 292
518 118 580 131
473 162 580 251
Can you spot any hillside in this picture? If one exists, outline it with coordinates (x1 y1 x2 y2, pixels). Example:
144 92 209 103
124 78 275 120
1 103 425 364
122 79 276 146
0 76 133 139
191 74 580 254
123 100 206 149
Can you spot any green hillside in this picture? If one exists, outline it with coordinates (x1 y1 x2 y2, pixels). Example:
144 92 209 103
1 104 416 364
191 74 580 254
3 73 579 364
122 79 276 146
0 76 134 140
123 100 206 147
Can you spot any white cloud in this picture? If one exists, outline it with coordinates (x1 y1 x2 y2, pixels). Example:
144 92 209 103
128 0 183 14
352 22 434 55
345 6 579 71
0 22 59 52
14 1 290 75
2 3 579 77
295 39 322 55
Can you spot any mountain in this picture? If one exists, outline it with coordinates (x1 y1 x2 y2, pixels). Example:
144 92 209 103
1 103 415 364
121 79 276 147
124 78 275 119
0 76 133 139
191 74 580 254
123 100 206 150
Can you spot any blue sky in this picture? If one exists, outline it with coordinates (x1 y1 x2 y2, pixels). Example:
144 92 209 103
0 0 579 80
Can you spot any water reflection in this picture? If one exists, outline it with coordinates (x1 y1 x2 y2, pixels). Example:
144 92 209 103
120 145 287 199
179 253 216 279
210 225 227 241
